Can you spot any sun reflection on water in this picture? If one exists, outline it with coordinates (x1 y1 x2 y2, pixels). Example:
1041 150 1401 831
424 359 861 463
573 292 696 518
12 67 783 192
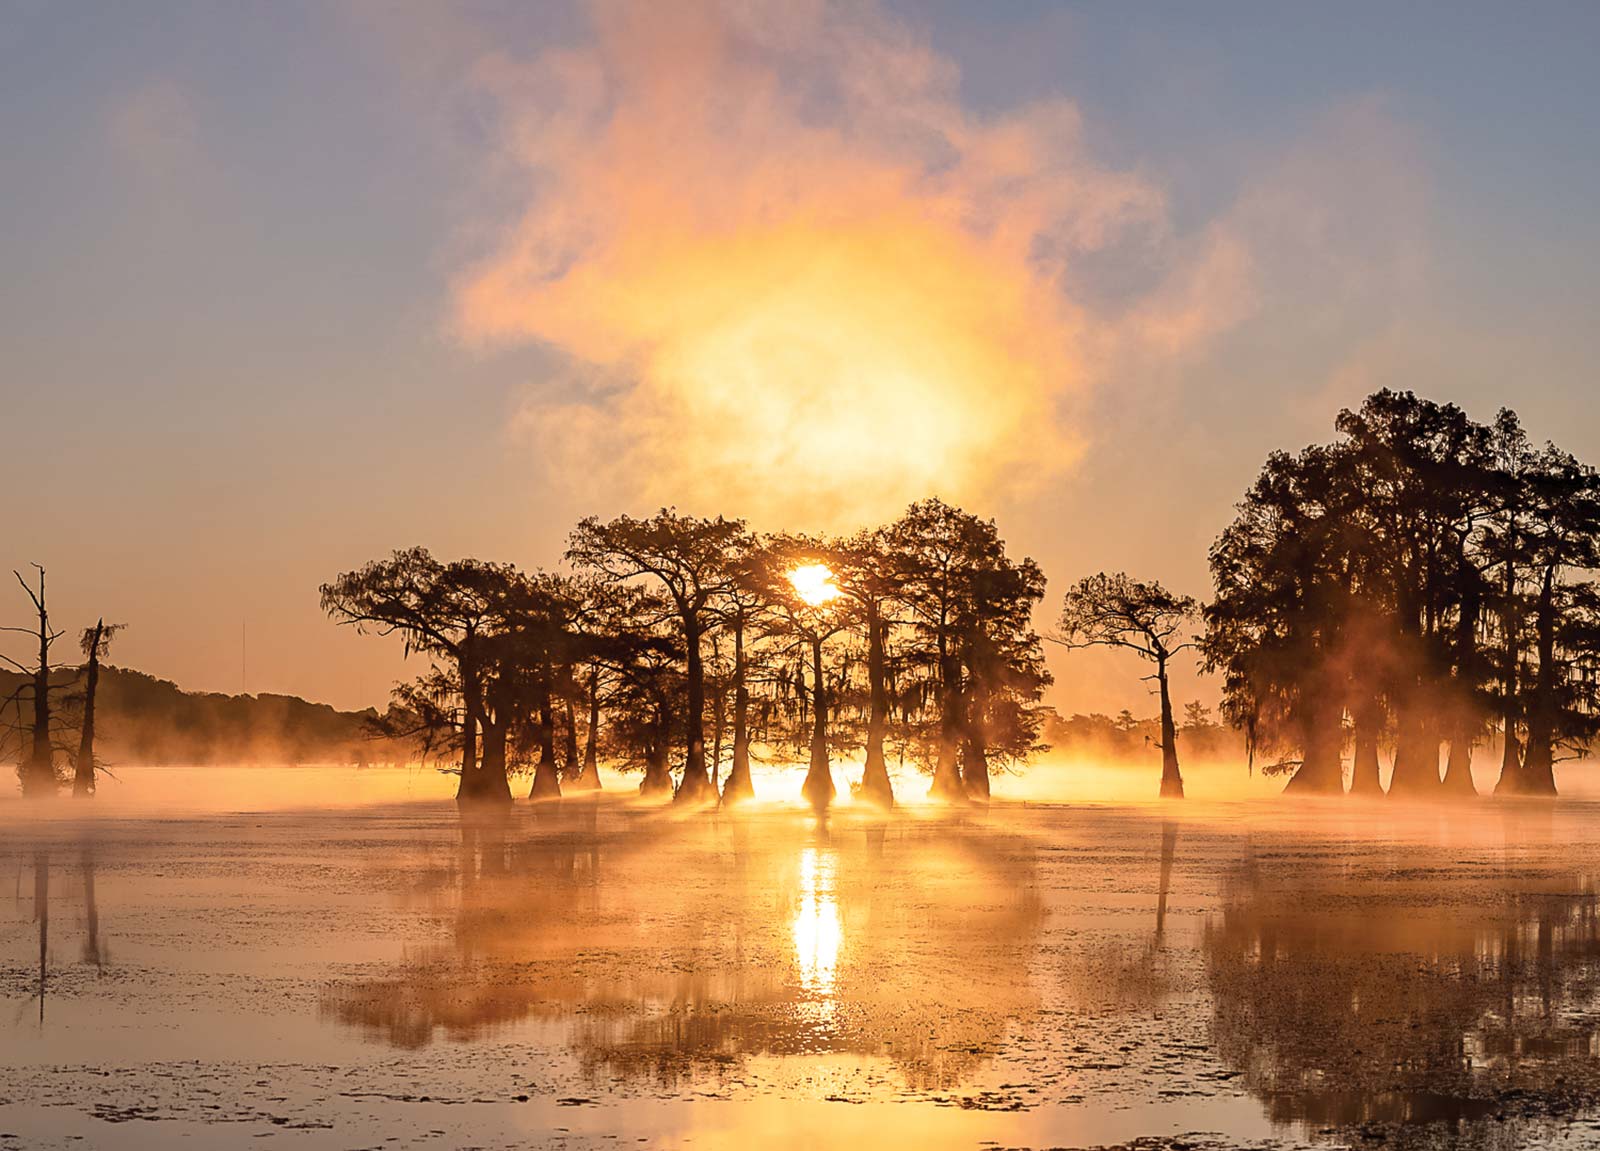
793 846 841 998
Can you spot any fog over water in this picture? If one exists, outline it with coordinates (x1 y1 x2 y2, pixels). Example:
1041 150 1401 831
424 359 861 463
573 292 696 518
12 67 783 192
5 767 1600 1149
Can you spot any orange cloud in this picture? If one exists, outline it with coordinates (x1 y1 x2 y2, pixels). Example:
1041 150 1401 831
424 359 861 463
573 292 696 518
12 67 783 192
455 1 1220 528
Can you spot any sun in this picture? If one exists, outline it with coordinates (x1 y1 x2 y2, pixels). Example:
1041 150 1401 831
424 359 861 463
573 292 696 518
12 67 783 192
788 563 840 608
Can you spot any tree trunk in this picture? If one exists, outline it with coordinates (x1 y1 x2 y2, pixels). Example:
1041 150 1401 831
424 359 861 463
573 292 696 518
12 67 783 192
1443 561 1481 797
1495 556 1523 795
962 724 990 802
1348 697 1384 796
465 659 513 806
710 677 724 797
1521 566 1559 796
73 621 103 798
640 702 673 797
1156 653 1184 799
574 663 601 791
1497 721 1523 794
454 645 490 805
21 570 55 797
676 615 714 804
929 627 965 801
962 650 991 803
1387 698 1443 796
1442 736 1477 796
801 636 835 811
562 681 581 783
858 600 895 807
529 678 563 801
723 615 755 803
1283 693 1345 795
481 716 509 799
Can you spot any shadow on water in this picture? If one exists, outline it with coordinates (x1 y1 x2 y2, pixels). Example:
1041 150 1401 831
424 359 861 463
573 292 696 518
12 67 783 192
321 799 1045 1093
1205 833 1600 1135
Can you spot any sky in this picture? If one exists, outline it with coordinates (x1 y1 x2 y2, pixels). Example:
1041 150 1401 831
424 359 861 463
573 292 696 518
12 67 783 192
4 1 1600 716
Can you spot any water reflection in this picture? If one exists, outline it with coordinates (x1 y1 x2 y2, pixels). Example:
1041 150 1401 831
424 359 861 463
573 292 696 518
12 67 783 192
10 845 105 1027
33 849 48 1024
80 849 104 969
322 803 1044 1094
16 792 1600 1146
793 845 841 999
1155 819 1177 943
1206 848 1600 1131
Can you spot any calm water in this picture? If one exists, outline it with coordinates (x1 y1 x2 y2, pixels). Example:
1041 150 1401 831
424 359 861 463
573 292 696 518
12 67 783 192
4 769 1600 1149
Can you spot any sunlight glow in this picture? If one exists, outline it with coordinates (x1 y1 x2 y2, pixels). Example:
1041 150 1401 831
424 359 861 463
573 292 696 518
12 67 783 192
793 847 841 997
788 563 841 608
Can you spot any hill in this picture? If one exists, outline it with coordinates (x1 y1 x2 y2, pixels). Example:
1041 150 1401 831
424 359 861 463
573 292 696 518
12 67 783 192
0 665 399 768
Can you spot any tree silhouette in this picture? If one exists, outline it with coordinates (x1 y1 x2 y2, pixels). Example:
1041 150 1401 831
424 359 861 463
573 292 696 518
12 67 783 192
1207 390 1600 797
886 500 1049 802
752 535 857 811
833 528 903 808
568 511 750 806
72 618 124 797
713 558 773 804
1057 572 1197 798
1511 447 1600 793
2 566 69 795
320 549 523 805
1205 445 1365 793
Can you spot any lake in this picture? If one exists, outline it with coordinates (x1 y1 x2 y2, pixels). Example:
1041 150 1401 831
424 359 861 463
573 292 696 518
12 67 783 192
3 767 1600 1150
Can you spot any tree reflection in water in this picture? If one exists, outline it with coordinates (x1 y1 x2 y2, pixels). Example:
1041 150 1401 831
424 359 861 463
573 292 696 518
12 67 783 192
321 801 1044 1095
1205 845 1600 1133
14 845 105 1027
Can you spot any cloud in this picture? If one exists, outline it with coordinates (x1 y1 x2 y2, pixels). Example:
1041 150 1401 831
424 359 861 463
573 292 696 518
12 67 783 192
449 0 1258 528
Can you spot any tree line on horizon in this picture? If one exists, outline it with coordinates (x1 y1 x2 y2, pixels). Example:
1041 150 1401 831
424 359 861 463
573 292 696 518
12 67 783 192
11 389 1600 804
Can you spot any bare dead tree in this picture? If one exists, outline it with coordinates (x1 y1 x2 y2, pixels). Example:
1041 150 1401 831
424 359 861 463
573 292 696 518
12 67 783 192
73 619 125 797
2 566 70 796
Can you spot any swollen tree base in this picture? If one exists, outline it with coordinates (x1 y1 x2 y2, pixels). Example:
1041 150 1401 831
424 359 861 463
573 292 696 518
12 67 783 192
721 768 755 805
455 776 514 808
927 758 965 803
1440 742 1477 797
567 763 602 791
1387 731 1444 797
1347 757 1385 797
856 760 895 809
674 767 718 807
639 764 673 798
1281 751 1345 796
802 763 835 812
529 759 563 801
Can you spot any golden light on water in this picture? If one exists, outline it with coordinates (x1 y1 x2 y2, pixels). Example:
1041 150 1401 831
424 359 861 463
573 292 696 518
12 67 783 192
793 846 841 998
788 563 840 608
